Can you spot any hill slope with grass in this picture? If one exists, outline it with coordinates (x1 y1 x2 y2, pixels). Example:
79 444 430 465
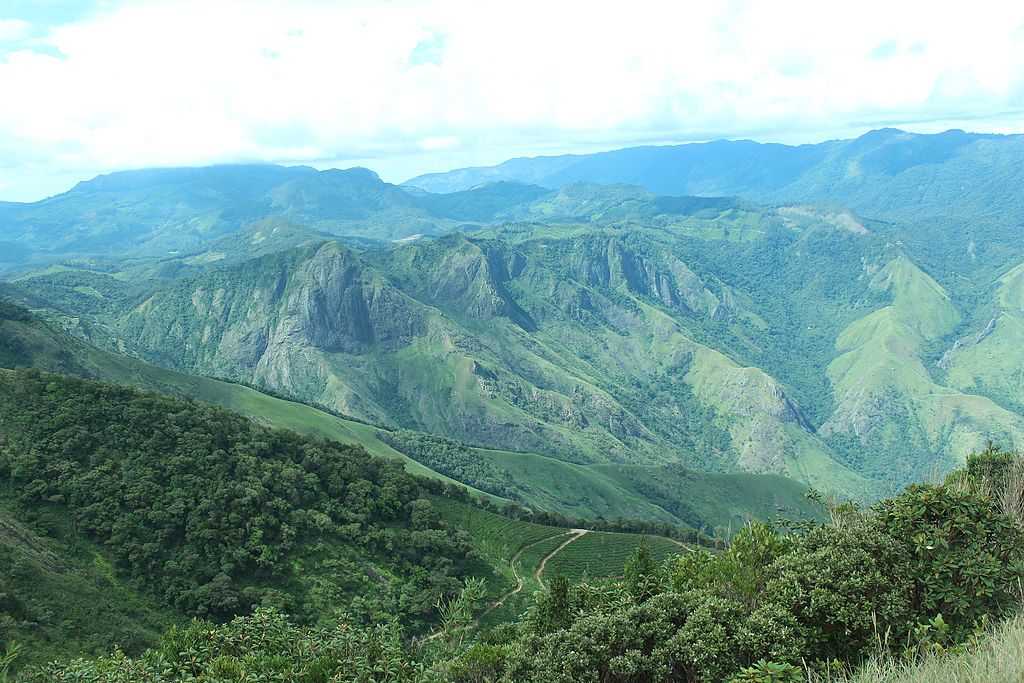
0 302 818 529
17 202 1024 496
6 220 876 494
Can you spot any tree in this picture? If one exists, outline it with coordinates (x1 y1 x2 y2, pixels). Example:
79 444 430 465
624 537 661 602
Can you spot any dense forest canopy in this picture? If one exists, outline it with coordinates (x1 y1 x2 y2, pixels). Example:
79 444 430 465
0 369 480 626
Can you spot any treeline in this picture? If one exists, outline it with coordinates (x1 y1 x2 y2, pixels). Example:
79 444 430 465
30 446 1024 682
379 429 716 546
377 429 522 500
0 369 479 629
0 298 31 321
490 500 717 548
22 608 421 682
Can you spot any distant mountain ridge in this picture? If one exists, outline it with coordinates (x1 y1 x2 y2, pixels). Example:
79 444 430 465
0 164 551 273
404 128 1018 198
407 127 1024 288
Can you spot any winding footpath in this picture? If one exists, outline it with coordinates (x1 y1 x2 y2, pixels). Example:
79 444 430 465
424 529 691 642
483 529 585 615
533 529 588 589
424 529 581 642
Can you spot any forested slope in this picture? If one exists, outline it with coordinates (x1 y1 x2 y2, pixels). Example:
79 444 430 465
0 302 817 529
0 369 482 667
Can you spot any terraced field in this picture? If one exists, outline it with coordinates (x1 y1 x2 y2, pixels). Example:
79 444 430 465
432 496 693 625
540 531 689 583
516 532 578 584
430 496 566 561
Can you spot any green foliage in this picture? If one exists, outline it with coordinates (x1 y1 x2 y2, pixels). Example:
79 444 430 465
1 643 20 683
25 607 426 682
761 518 912 662
0 502 176 673
873 484 1024 633
493 452 1024 681
673 522 791 607
623 538 662 602
378 430 520 500
444 642 507 683
528 575 574 635
435 577 487 650
26 450 1024 682
960 442 1020 498
731 660 804 683
0 369 476 628
0 300 29 322
828 610 1024 683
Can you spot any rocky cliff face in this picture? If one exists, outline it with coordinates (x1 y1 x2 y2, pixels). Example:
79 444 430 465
77 230 867 489
31 205 1024 497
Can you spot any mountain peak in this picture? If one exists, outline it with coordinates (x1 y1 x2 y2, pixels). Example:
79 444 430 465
320 167 382 183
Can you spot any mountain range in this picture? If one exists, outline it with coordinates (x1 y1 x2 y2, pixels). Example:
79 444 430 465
5 127 1024 506
8 126 1024 675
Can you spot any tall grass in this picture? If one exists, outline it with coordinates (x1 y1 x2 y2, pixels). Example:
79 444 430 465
819 611 1024 683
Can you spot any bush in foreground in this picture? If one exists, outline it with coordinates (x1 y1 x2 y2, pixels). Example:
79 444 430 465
454 448 1024 681
21 448 1024 682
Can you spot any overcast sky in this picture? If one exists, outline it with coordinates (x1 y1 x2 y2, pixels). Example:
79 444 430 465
1 0 1023 201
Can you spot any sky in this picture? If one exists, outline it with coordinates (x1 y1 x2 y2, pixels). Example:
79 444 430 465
1 0 1023 202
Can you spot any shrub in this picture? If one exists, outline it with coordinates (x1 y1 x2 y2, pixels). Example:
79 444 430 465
762 517 914 662
730 660 804 683
27 608 426 682
873 484 1024 636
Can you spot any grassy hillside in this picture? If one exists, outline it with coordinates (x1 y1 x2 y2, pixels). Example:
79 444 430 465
945 260 1024 414
0 307 468 487
821 255 1024 484
539 531 685 582
1 306 823 528
594 463 822 534
428 496 691 624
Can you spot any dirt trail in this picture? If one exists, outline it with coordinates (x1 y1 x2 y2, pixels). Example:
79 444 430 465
666 537 695 552
480 530 574 617
534 528 588 589
423 530 578 642
425 530 693 642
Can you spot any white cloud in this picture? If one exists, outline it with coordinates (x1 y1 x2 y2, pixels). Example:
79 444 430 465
418 136 459 151
0 19 30 41
1 0 1023 200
